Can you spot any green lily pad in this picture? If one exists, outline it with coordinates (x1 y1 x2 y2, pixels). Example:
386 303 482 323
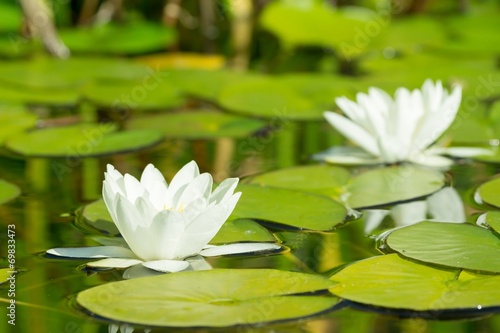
477 177 500 208
247 164 350 198
0 268 11 284
83 78 185 111
0 179 20 205
60 22 176 55
0 104 37 145
345 165 445 209
75 199 276 244
480 211 500 234
218 76 322 120
231 184 347 231
77 268 338 327
127 111 266 139
386 221 500 273
330 254 500 312
210 219 277 244
5 124 163 158
260 2 371 58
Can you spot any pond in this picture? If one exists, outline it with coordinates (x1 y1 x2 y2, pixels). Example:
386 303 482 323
1 0 500 332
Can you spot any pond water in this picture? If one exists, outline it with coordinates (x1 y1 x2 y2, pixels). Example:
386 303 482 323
1 136 499 332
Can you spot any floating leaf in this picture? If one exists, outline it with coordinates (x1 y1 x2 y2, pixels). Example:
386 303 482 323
477 177 500 208
385 221 500 273
76 199 276 244
60 22 177 55
260 2 371 58
0 179 20 205
218 76 322 120
345 165 445 209
247 164 350 198
5 124 163 158
330 254 500 311
0 104 37 145
479 211 500 234
231 184 347 231
127 111 266 139
83 78 185 111
77 269 338 327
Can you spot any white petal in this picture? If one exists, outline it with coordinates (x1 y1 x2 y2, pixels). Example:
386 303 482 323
175 173 213 209
123 174 145 203
410 152 454 168
175 193 241 258
363 210 390 233
148 209 186 260
87 258 142 268
102 183 119 222
210 178 239 204
46 246 136 258
476 213 489 229
427 187 465 222
115 196 154 259
106 164 123 181
142 259 189 273
390 201 427 227
122 265 164 279
431 146 495 158
168 160 200 195
199 243 282 257
148 180 170 211
185 255 213 271
134 196 158 227
324 111 380 157
312 146 381 165
335 96 369 127
140 163 167 189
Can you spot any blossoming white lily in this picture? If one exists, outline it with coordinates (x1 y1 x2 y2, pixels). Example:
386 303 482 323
364 187 465 234
47 161 281 273
314 79 493 167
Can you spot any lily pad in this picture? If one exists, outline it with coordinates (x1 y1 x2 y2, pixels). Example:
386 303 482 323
345 165 445 209
76 199 276 244
0 179 20 205
218 76 322 120
60 22 176 55
260 2 371 58
477 177 500 208
83 78 185 111
247 164 350 198
329 254 500 312
77 269 338 327
127 111 266 139
0 104 37 145
5 124 163 158
385 221 500 273
231 184 348 231
0 268 11 284
209 219 276 244
479 211 500 234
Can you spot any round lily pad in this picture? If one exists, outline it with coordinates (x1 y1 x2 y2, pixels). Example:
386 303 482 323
127 111 266 139
75 199 276 244
0 104 37 145
478 211 500 234
345 165 445 209
231 184 348 231
330 254 500 312
218 76 322 120
247 164 350 198
60 22 177 55
5 124 163 158
385 221 500 273
77 269 338 327
83 78 185 111
0 179 20 205
477 177 500 208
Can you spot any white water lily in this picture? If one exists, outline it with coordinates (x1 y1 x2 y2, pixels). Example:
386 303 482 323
47 161 281 273
314 79 493 167
364 187 465 234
